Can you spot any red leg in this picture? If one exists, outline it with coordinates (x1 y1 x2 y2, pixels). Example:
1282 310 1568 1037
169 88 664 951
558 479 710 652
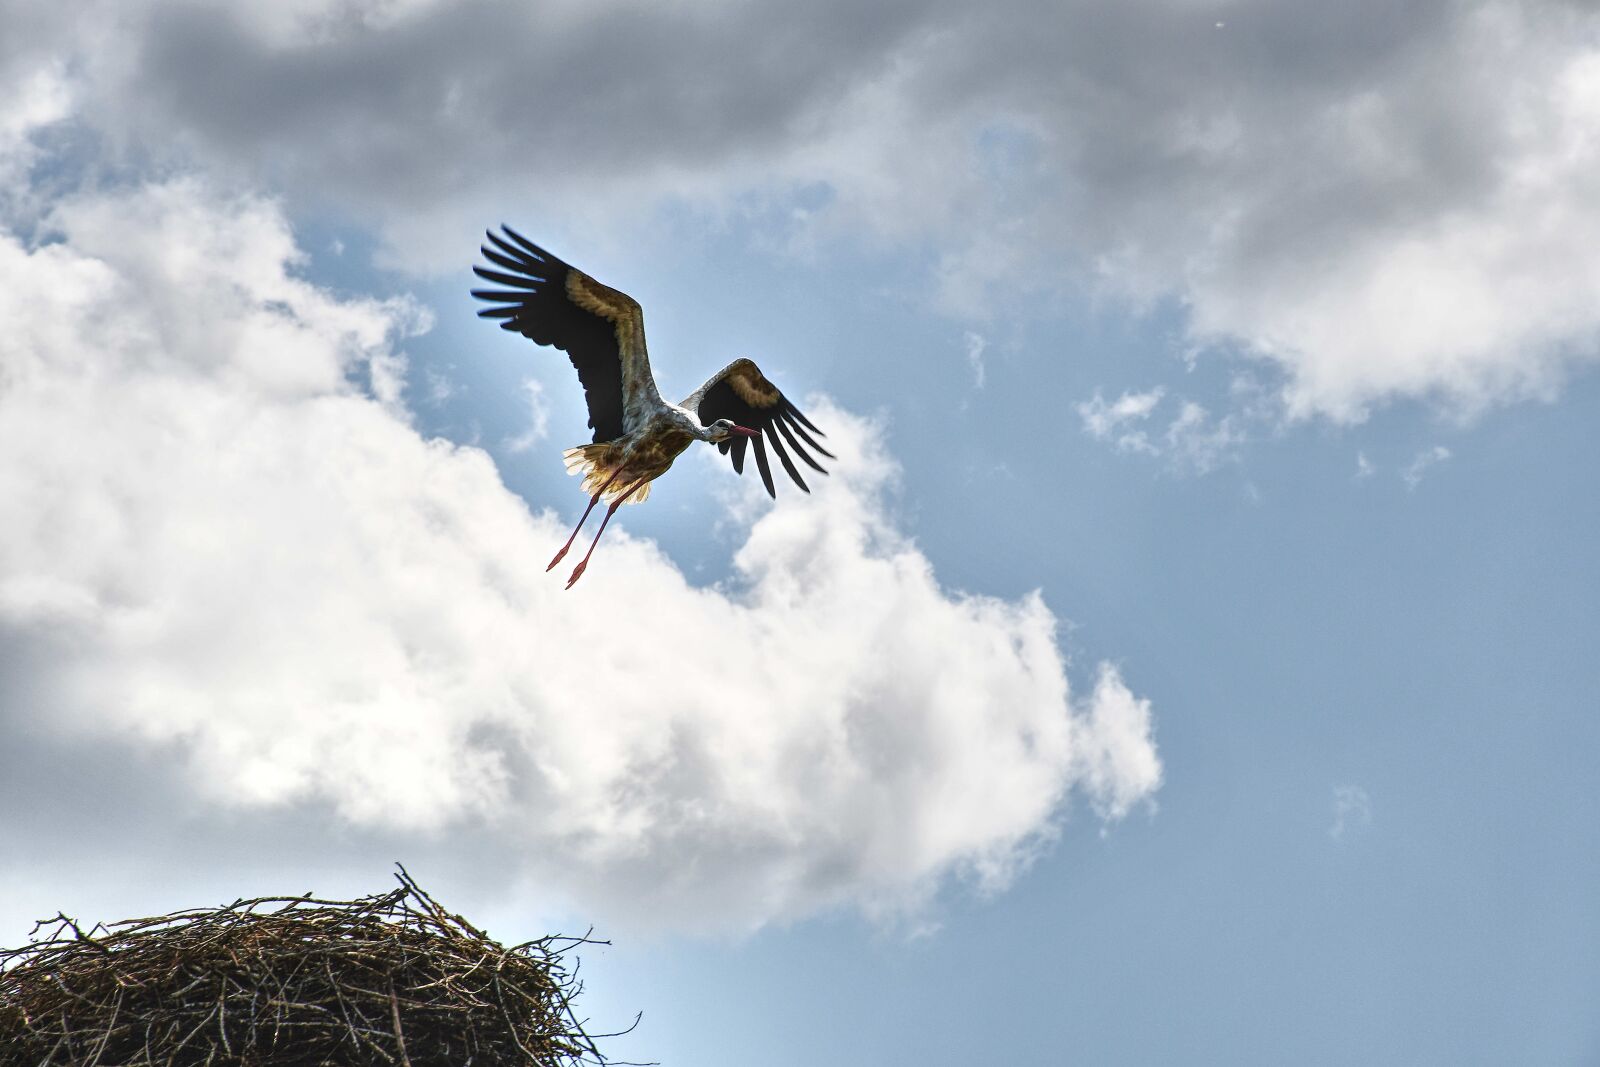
548 469 625 571
565 478 647 589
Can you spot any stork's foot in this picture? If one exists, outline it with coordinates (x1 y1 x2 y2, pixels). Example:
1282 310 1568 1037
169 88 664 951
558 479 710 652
547 544 570 571
565 559 589 589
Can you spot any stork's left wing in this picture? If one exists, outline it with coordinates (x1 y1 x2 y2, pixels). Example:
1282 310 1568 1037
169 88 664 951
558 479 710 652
471 227 658 443
685 359 832 497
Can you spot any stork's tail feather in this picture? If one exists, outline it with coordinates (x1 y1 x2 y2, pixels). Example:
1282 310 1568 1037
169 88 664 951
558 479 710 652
561 444 606 479
562 445 651 504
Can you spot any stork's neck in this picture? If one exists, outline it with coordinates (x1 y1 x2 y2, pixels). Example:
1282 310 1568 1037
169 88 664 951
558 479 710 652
669 406 718 441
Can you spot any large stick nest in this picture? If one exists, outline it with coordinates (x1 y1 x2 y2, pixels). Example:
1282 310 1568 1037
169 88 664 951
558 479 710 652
0 868 627 1066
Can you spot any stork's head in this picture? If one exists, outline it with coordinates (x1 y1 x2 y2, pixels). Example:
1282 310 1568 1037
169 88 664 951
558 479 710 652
703 418 760 443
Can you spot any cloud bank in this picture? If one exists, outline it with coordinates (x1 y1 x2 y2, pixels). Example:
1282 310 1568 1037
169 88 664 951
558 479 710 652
10 0 1600 421
0 178 1159 932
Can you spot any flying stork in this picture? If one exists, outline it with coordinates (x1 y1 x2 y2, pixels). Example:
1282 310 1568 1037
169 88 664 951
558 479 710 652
472 226 832 588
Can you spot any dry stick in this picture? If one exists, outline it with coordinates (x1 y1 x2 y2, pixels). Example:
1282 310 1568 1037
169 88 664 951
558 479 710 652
217 975 232 1057
167 1002 219 1062
37 1032 68 1067
326 956 360 1050
56 1007 76 1063
82 984 121 1067
389 978 417 1067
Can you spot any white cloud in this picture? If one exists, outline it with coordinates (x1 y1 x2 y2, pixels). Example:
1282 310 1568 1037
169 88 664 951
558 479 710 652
0 59 71 219
1330 785 1372 840
1355 451 1375 480
1161 401 1244 475
1072 665 1161 823
0 62 68 155
1077 388 1164 455
1184 17 1600 422
502 378 550 453
1077 388 1243 473
1400 445 1452 489
422 366 459 406
0 179 1159 934
963 330 987 389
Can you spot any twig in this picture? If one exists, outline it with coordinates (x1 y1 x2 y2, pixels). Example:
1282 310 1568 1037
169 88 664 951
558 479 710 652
389 978 416 1067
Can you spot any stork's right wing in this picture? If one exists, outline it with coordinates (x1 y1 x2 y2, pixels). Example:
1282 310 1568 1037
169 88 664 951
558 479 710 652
471 227 659 443
685 359 832 497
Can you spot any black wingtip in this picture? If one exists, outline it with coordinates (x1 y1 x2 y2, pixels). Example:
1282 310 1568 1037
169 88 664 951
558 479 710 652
775 418 827 475
766 426 809 493
481 245 543 278
484 228 553 271
500 224 549 262
751 435 776 498
788 404 825 436
473 266 537 288
783 411 834 460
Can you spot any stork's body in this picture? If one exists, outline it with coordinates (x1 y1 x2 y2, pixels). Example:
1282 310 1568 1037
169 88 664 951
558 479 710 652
472 227 831 586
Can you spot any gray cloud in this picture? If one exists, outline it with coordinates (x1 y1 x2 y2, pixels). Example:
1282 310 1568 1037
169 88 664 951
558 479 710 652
20 0 1591 420
94 0 935 219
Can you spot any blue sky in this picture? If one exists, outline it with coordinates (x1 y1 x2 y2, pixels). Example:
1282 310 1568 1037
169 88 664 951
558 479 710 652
2 2 1598 1063
405 236 1600 1064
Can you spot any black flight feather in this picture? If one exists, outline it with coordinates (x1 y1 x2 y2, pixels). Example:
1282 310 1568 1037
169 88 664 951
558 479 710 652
470 227 627 442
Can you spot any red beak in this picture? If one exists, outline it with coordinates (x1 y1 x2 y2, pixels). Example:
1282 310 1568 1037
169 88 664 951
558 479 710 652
732 426 760 438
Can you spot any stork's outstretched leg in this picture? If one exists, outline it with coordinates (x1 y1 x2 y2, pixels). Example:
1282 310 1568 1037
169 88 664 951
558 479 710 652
566 477 647 589
548 470 625 571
